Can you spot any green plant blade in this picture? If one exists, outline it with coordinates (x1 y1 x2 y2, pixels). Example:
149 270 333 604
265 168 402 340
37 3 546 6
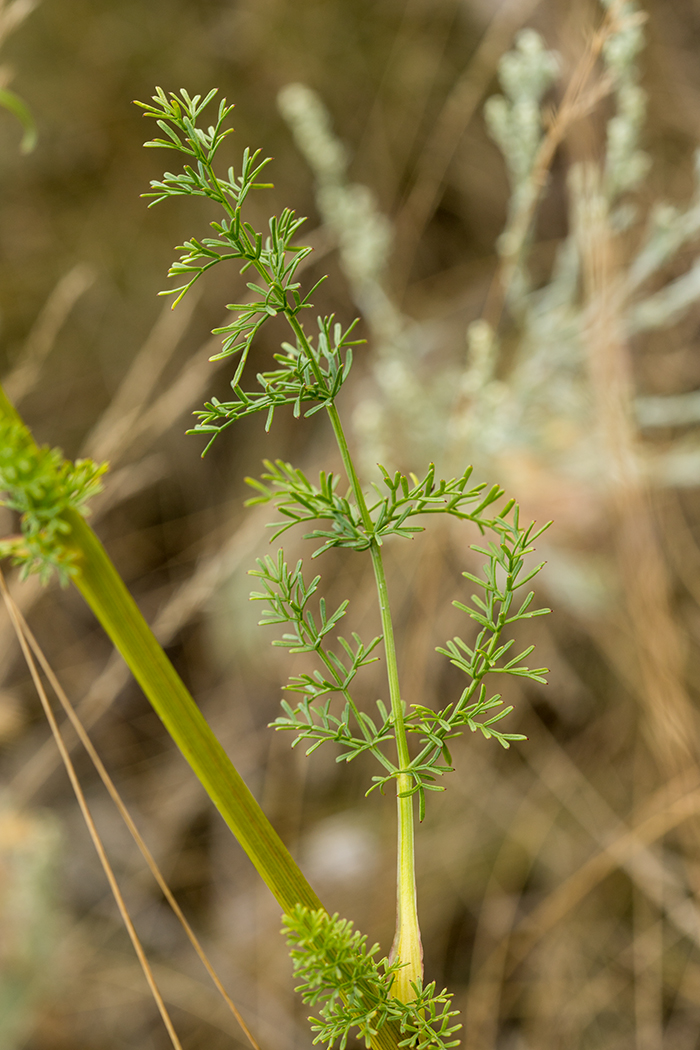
0 88 37 153
0 380 317 913
64 507 321 914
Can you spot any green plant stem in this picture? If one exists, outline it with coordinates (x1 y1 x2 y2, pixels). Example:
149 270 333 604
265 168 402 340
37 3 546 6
369 545 422 1003
0 380 22 425
66 508 322 914
326 399 423 1004
0 384 322 914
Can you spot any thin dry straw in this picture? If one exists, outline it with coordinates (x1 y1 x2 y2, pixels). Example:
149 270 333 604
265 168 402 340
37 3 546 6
82 289 201 463
522 729 700 943
0 0 37 49
3 263 95 405
573 159 698 776
0 570 186 1050
0 570 263 1050
496 776 700 974
393 0 543 290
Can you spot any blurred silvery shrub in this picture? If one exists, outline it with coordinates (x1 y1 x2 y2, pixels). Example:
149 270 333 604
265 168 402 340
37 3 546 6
279 0 700 615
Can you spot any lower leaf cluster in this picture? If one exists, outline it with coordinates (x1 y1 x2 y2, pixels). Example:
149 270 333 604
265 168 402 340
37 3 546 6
284 906 461 1050
251 499 550 821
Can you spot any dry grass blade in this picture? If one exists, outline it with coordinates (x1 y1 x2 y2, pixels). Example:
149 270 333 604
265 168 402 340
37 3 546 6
0 571 41 682
574 161 698 775
8 647 132 804
523 731 700 947
506 780 700 972
394 0 543 291
0 0 37 50
0 568 185 1050
5 589 263 1050
3 264 95 404
463 777 550 1050
83 288 200 463
81 959 269 1041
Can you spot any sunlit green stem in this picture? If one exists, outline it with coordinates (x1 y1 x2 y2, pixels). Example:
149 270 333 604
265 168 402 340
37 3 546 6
0 383 320 913
326 400 423 1003
67 508 323 912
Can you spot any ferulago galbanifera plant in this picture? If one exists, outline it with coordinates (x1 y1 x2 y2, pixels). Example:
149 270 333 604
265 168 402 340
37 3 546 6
134 87 550 1043
0 88 550 1050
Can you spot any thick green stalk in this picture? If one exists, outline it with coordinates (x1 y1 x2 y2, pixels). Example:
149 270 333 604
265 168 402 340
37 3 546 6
65 508 322 913
326 401 423 1003
0 381 22 424
0 383 321 912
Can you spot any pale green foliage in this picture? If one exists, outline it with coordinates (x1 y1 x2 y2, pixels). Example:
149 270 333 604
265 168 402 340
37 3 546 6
140 87 549 1043
283 907 461 1050
277 83 392 294
138 83 549 819
458 0 700 531
485 29 559 197
0 419 107 583
250 466 549 819
484 28 559 277
600 0 650 209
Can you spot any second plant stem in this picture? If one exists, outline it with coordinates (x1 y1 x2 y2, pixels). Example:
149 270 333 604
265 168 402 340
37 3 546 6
326 399 423 1004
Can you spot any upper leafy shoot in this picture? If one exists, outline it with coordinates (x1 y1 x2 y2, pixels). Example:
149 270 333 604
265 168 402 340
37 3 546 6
136 87 357 455
194 316 362 448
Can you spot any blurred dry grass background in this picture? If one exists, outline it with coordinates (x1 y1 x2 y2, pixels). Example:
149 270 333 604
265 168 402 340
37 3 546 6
4 0 700 1047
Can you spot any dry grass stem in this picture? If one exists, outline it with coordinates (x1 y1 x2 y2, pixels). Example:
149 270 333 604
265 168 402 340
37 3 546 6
84 289 201 462
0 570 185 1050
574 162 698 776
506 779 700 969
394 0 544 291
3 264 95 405
5 587 262 1050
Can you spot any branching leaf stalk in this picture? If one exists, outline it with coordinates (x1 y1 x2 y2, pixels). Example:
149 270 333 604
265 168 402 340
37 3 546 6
130 87 550 1037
